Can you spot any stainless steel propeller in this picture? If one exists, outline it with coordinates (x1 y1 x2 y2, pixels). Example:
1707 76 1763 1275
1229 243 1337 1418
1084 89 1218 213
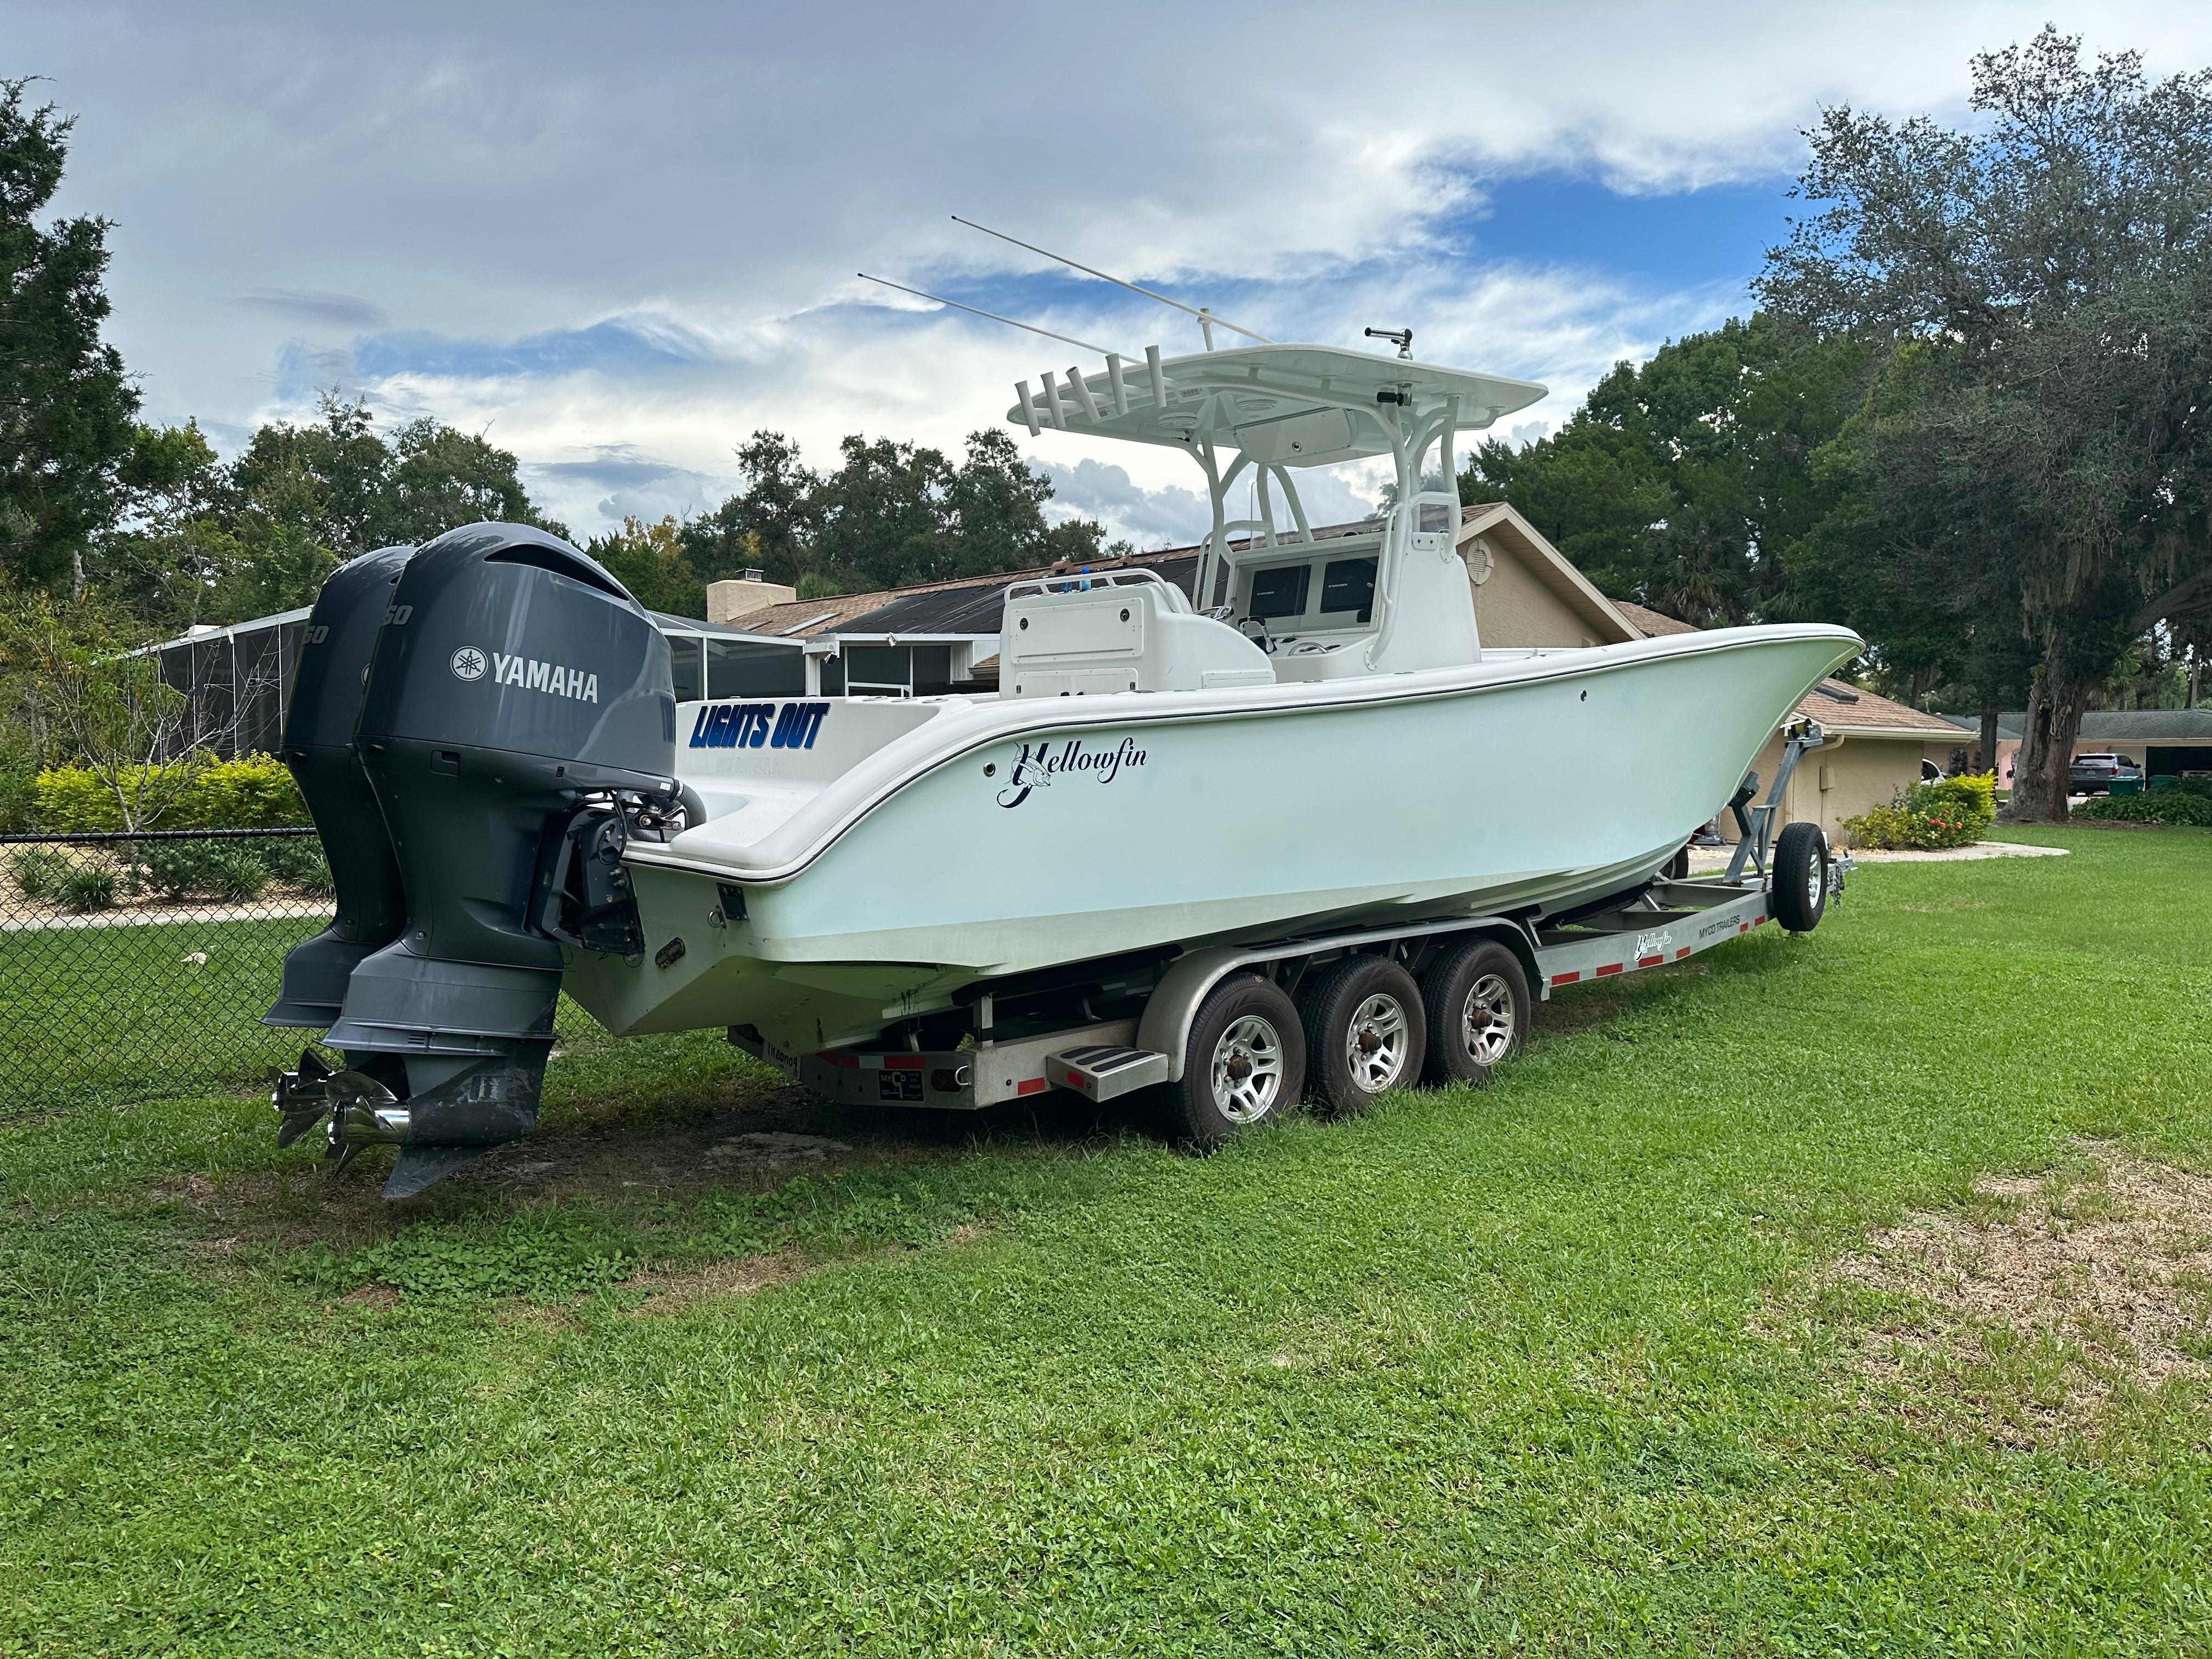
269 1049 338 1148
323 1071 409 1171
270 1051 411 1171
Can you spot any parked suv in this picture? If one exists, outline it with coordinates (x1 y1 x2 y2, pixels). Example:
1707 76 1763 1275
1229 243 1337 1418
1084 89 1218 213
2069 753 2142 794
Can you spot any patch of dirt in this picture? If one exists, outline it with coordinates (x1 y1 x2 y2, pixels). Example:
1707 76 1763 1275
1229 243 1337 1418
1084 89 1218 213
1833 1142 2212 1435
621 1249 815 1315
620 1223 993 1317
148 1173 221 1207
162 1062 1114 1254
341 1283 399 1309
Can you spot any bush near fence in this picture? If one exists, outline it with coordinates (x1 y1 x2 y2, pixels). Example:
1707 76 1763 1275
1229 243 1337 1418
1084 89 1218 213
30 753 309 832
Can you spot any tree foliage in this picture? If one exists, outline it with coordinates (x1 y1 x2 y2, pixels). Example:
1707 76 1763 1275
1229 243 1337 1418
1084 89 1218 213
0 80 139 596
1460 317 1870 629
586 516 703 617
1756 27 2212 818
681 426 1110 597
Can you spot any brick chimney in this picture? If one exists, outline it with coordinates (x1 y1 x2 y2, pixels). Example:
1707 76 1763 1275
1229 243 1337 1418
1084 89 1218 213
705 569 797 625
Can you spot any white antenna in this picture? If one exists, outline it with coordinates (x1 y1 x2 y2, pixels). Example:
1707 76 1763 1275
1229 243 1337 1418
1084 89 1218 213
951 216 1273 348
856 273 1121 356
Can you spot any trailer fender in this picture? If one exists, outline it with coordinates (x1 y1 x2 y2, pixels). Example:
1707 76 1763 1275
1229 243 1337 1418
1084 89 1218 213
1137 947 1254 1084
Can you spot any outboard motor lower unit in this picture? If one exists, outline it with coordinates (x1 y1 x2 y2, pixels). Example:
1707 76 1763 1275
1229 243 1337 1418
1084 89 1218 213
273 523 678 1198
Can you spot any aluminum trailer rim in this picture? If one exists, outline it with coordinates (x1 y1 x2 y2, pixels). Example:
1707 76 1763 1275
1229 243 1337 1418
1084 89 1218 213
1211 1013 1286 1123
1346 992 1413 1092
1462 973 1516 1065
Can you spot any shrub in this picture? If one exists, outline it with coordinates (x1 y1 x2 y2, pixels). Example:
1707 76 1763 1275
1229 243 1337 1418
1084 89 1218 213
57 864 119 912
142 840 271 901
32 752 307 831
33 765 134 831
252 834 333 895
9 846 72 899
190 755 309 827
2075 791 2212 827
1844 774 1996 850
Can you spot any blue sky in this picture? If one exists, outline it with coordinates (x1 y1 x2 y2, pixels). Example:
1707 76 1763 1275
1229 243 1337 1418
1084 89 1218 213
13 1 2212 546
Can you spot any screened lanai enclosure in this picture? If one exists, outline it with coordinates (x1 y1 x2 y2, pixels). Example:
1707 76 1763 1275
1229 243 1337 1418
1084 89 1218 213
146 611 810 758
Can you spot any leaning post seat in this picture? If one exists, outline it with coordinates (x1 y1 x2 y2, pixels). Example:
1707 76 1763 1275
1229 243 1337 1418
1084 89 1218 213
998 568 1274 698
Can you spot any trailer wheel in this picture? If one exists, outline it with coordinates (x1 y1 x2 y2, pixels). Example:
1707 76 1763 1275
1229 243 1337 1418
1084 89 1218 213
1420 940 1530 1088
1299 956 1426 1117
1170 975 1306 1148
1772 821 1829 934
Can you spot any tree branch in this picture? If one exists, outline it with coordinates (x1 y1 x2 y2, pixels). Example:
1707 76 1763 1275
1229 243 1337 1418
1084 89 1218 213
2134 563 2212 632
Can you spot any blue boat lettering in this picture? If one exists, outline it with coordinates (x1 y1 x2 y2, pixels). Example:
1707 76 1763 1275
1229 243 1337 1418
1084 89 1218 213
995 736 1147 809
687 700 828 750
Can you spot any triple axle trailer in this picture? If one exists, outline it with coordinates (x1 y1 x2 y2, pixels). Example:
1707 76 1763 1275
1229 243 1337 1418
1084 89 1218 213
731 726 1847 1144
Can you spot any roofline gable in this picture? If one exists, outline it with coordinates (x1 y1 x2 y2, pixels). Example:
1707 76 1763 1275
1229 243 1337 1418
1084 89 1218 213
1457 503 1640 645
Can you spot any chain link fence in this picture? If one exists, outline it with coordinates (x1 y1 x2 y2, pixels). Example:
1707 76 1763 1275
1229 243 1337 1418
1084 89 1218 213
1 829 335 1115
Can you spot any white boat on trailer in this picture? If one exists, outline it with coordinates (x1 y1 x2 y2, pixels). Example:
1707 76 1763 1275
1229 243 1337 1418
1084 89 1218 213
265 286 1860 1194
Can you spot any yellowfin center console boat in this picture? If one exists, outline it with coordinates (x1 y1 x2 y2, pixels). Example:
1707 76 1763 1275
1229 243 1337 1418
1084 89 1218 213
266 325 1860 1196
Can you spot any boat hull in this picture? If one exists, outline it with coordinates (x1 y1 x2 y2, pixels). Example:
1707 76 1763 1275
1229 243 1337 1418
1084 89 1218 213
563 625 1857 1050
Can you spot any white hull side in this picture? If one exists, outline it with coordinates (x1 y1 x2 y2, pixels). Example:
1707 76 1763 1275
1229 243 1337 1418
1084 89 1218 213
564 625 1855 1047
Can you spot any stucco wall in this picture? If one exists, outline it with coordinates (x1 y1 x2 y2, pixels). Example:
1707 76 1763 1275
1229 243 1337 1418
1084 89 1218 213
1721 731 1931 847
1467 538 1602 648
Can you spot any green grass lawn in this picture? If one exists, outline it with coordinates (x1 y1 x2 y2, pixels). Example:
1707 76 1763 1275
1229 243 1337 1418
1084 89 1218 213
4 826 2210 1656
0 913 328 1115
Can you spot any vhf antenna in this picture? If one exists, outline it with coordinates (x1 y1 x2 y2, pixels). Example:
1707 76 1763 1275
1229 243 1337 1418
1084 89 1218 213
1365 326 1413 360
951 215 1273 351
855 272 1122 356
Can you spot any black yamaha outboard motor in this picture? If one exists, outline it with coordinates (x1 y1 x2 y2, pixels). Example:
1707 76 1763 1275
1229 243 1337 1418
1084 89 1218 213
272 522 678 1199
266 545 416 1029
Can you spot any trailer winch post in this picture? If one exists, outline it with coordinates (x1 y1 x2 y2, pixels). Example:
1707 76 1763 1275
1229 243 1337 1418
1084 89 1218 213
1723 719 1827 884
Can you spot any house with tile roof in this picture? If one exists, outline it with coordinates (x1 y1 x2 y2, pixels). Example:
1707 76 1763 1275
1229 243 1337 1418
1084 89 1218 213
717 502 1645 691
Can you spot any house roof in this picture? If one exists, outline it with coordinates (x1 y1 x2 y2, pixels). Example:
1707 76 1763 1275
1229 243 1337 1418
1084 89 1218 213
721 517 1404 638
720 504 1628 646
1613 601 1699 638
1928 709 2212 743
1462 504 1641 644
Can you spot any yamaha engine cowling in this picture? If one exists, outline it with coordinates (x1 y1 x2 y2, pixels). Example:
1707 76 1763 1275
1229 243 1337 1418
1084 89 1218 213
266 545 415 1028
324 523 676 1197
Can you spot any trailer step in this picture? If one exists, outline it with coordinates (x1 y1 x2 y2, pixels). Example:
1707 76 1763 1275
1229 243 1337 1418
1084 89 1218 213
1048 1044 1171 1103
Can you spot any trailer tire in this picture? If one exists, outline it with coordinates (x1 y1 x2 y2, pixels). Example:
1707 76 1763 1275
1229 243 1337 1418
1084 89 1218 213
1772 821 1829 934
1420 939 1530 1088
1299 956 1426 1117
1169 974 1306 1149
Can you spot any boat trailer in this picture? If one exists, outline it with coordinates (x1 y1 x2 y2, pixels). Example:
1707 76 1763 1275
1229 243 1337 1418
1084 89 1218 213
732 726 1848 1117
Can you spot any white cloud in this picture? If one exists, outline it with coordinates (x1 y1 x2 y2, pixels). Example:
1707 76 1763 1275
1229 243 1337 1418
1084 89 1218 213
20 0 2212 539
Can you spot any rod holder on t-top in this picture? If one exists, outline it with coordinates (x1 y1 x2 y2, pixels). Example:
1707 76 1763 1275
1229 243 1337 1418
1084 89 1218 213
1364 326 1414 360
